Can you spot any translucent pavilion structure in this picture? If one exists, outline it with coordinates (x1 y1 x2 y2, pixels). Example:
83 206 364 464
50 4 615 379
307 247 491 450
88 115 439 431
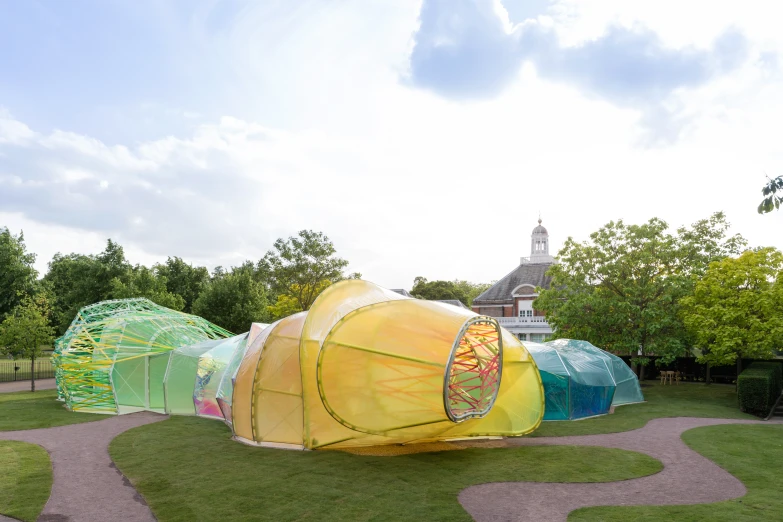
230 280 545 450
525 339 644 420
54 298 232 414
56 282 547 450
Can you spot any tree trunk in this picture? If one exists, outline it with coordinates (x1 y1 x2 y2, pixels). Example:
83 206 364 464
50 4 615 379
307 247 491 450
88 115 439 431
705 363 711 385
736 357 742 390
639 363 645 382
30 353 35 393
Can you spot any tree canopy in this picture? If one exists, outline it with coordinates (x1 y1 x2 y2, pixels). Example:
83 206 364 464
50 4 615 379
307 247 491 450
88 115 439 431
535 212 746 366
257 230 358 312
410 278 490 306
192 269 270 333
0 293 55 391
680 247 783 366
154 257 209 313
758 175 783 214
110 265 185 311
0 228 38 319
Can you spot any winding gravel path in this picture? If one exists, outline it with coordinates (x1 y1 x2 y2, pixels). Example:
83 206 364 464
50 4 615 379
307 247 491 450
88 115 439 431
0 412 167 522
460 416 782 522
1 409 779 522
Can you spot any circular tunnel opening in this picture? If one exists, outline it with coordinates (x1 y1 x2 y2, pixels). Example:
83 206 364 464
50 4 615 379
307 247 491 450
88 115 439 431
444 317 503 422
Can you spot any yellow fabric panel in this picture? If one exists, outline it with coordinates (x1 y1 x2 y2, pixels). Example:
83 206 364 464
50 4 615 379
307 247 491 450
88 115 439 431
301 281 488 448
301 281 413 448
318 300 468 436
251 312 307 445
439 329 544 438
232 318 282 441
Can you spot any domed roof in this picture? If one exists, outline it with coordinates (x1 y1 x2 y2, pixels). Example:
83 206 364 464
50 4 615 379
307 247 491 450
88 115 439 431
532 218 548 235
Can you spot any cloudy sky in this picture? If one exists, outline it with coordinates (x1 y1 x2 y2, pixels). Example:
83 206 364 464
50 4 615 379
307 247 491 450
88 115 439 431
1 0 781 289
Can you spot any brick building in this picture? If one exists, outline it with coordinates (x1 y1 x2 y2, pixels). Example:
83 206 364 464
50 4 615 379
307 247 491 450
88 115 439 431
471 219 555 342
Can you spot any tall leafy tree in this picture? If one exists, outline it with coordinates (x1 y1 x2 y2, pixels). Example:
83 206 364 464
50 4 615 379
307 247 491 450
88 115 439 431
154 257 209 313
535 213 746 376
110 265 185 311
411 278 491 306
267 280 332 320
453 280 492 307
257 230 358 312
758 175 783 214
0 293 55 392
680 248 783 373
0 227 38 318
44 253 102 333
193 269 270 333
44 240 133 333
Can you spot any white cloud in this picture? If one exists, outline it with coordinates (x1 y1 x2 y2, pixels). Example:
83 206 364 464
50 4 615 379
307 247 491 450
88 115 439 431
1 0 782 290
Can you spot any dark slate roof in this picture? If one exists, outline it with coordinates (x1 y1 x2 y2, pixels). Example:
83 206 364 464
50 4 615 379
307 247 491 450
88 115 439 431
433 299 469 309
390 289 413 297
473 262 554 303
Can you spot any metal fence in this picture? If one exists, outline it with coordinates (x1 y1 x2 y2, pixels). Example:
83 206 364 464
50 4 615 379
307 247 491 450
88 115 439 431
618 356 783 384
0 358 55 383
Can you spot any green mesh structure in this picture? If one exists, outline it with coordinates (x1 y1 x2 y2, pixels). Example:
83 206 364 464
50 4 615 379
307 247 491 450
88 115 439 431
55 298 232 414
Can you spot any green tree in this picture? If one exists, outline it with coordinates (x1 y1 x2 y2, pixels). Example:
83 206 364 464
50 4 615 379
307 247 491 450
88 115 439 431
257 230 358 312
535 213 746 377
758 175 783 214
411 278 466 303
44 240 133 333
0 293 56 392
267 280 332 320
0 228 38 318
110 265 185 311
680 248 783 374
452 280 491 306
154 257 210 313
192 269 270 333
410 278 490 306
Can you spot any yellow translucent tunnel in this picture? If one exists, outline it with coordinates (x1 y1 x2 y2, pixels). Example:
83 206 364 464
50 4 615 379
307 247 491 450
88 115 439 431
231 280 544 449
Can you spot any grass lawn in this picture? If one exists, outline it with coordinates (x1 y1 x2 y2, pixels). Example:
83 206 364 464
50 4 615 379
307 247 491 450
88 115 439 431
531 381 756 437
0 390 103 431
0 441 52 522
110 417 662 522
570 423 783 521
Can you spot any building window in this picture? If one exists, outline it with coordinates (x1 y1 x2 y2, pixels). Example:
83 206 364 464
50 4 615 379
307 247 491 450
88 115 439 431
530 333 548 343
518 309 533 318
517 333 527 341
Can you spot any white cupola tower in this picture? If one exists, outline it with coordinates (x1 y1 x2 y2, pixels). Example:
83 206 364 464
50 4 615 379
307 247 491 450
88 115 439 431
521 217 555 264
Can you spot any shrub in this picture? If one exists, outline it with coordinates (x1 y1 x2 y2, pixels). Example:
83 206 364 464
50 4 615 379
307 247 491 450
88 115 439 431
737 363 783 417
747 361 782 393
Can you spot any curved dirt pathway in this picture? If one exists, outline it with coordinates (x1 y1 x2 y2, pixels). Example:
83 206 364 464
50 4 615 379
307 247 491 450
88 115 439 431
460 417 782 521
0 412 166 522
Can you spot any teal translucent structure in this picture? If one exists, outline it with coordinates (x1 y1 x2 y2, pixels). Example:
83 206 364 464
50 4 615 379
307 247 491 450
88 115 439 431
525 339 643 420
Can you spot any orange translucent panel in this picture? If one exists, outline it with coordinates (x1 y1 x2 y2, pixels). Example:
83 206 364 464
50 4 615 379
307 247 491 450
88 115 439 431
232 318 282 441
251 313 307 445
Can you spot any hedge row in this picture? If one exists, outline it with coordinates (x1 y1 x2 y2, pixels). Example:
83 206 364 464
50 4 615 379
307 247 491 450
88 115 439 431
737 361 783 417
